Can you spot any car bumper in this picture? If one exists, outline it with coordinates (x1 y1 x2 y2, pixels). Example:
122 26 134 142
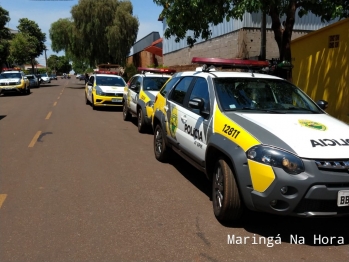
94 94 123 107
0 86 25 93
248 159 349 217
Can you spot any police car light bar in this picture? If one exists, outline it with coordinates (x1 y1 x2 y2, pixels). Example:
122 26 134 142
95 71 119 75
137 67 176 74
191 57 269 70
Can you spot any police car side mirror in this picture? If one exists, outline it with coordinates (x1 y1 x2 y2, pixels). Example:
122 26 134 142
317 99 328 110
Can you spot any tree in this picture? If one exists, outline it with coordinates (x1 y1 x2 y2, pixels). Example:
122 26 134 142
0 6 11 69
49 0 139 67
10 18 46 72
153 0 349 63
47 55 71 75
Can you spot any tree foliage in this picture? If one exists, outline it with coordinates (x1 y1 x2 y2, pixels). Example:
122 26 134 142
0 6 11 68
10 18 46 71
153 0 349 62
47 54 72 75
49 0 139 67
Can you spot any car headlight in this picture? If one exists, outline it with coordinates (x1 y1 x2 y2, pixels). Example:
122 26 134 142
246 145 305 174
95 86 106 96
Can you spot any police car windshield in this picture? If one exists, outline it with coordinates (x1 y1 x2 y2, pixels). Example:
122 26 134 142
96 76 126 86
0 73 21 79
214 78 322 113
143 77 169 91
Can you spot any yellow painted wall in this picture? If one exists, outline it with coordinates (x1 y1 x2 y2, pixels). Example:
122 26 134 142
292 18 349 123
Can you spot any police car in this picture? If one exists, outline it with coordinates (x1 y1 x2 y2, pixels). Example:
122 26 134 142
122 67 176 133
0 69 30 95
85 71 127 110
152 57 349 222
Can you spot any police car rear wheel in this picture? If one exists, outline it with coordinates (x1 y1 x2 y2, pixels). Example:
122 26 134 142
92 95 96 110
212 159 243 222
154 124 169 162
137 109 146 133
85 93 89 105
123 103 131 121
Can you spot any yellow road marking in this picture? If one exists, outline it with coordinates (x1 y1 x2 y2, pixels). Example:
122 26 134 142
28 131 42 148
0 194 7 208
53 102 57 106
45 111 52 120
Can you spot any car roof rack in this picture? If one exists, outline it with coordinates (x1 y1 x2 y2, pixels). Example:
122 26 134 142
137 67 176 75
191 57 269 72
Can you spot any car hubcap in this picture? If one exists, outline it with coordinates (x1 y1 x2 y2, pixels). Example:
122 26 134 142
214 165 224 210
123 105 127 116
155 129 162 154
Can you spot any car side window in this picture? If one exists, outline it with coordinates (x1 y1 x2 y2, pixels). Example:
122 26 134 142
89 76 94 84
188 77 210 113
130 76 140 93
169 77 193 105
160 77 179 97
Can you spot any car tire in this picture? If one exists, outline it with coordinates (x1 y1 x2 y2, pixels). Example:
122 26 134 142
123 102 131 121
85 93 89 105
137 108 146 133
154 124 170 162
92 95 96 110
26 85 30 95
212 158 244 222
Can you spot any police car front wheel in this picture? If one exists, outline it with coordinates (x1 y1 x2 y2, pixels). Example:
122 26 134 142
154 125 170 162
212 158 243 222
137 109 146 133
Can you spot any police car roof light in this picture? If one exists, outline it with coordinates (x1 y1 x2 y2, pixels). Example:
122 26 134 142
95 71 119 75
137 67 176 74
191 57 269 70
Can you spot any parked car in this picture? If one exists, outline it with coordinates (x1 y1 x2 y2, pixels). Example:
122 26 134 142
0 69 30 95
122 67 176 133
79 75 86 81
50 74 57 80
40 73 51 84
76 74 81 79
26 74 40 88
151 57 349 222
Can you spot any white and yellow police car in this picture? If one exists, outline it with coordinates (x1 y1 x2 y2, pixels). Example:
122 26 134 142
152 57 349 222
85 71 127 110
122 67 176 133
0 68 30 95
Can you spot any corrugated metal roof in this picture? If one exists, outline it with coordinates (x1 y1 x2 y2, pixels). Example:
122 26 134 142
163 11 337 54
129 32 161 56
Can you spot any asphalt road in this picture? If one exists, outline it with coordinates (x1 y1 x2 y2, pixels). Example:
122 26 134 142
0 78 348 262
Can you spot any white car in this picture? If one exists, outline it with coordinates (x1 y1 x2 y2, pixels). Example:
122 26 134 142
85 71 126 110
39 73 51 84
152 57 349 222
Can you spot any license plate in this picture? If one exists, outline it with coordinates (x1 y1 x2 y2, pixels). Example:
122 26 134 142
112 98 122 102
337 190 349 207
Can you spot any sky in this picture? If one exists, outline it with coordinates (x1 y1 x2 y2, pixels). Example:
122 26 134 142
0 0 164 66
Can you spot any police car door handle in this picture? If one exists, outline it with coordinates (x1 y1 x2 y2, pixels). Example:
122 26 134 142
181 115 187 123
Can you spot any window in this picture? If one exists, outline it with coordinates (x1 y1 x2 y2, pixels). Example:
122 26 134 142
170 77 193 105
329 35 339 48
143 77 169 91
159 77 179 97
189 77 210 113
130 76 140 92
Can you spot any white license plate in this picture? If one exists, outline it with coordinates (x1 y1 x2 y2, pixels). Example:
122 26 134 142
112 98 122 102
337 190 349 207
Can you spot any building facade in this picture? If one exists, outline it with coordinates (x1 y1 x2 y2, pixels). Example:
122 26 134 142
161 12 334 67
291 18 349 123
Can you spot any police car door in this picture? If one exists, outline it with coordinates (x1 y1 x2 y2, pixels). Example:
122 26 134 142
179 77 211 162
167 76 194 151
128 76 141 114
87 76 94 102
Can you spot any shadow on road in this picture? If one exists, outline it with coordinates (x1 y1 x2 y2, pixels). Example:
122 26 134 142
0 115 6 120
